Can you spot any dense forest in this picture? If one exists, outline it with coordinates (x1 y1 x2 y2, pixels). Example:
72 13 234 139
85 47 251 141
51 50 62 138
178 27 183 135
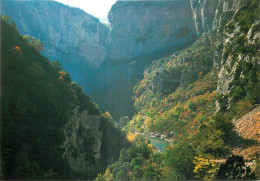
1 0 260 180
1 17 129 180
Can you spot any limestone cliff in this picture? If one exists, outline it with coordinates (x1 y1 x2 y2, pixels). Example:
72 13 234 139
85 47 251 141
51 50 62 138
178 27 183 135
107 0 197 59
1 0 109 91
189 0 247 35
190 0 259 111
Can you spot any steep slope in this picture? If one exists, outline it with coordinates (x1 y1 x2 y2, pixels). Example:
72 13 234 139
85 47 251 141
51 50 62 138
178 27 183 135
1 0 109 92
130 36 217 136
0 18 129 180
128 0 259 163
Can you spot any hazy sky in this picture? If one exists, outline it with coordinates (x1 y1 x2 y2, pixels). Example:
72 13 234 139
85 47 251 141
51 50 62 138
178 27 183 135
54 0 117 23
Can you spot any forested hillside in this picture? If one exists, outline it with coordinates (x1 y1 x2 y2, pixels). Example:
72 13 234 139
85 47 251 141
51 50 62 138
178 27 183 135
96 0 260 180
1 17 129 180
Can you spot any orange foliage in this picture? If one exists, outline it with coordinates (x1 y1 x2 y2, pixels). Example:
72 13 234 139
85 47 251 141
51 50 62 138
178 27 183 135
141 80 146 87
198 111 203 116
58 71 65 80
140 97 143 102
12 46 21 51
192 119 197 127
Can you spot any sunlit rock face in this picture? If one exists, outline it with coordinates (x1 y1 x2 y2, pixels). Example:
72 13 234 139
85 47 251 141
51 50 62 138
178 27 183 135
189 0 247 35
2 0 109 91
189 0 259 112
107 0 197 60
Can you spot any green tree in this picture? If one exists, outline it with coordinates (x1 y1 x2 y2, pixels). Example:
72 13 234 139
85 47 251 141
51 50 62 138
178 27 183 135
165 139 196 180
23 34 43 52
114 170 129 181
133 165 143 179
217 155 256 180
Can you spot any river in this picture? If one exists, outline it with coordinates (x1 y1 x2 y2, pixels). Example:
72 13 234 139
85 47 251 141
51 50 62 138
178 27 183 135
148 136 168 151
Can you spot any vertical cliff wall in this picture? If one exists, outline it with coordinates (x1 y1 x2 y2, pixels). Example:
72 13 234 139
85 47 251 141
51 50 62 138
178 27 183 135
1 0 109 92
107 0 197 60
189 0 247 35
189 0 259 111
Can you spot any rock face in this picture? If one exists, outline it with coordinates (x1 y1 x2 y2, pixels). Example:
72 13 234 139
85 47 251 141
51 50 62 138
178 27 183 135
189 0 247 35
190 0 259 111
232 106 260 160
216 20 260 96
1 0 109 91
63 109 102 175
107 0 197 59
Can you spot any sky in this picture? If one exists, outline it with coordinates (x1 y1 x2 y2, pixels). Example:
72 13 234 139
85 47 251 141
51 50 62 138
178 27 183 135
54 0 118 24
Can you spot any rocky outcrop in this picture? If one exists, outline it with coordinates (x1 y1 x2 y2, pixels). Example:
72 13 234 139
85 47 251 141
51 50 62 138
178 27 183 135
216 13 259 107
190 0 218 35
189 0 259 111
232 106 260 160
63 109 102 174
107 0 197 60
189 0 247 35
